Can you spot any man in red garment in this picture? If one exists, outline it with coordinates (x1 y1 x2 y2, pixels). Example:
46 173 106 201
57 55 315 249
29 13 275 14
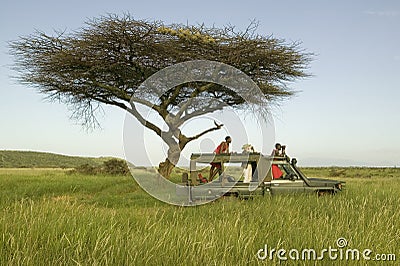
209 136 232 182
271 143 285 179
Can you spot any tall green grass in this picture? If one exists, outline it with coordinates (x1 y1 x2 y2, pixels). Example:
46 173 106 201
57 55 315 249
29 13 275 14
0 169 399 265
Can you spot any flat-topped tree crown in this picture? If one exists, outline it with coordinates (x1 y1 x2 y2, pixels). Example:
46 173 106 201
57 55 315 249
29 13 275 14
10 14 312 178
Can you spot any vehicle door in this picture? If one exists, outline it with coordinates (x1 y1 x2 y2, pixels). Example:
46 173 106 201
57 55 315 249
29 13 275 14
269 163 305 194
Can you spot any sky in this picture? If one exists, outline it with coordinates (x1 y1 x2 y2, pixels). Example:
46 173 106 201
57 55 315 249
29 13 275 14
1 0 399 166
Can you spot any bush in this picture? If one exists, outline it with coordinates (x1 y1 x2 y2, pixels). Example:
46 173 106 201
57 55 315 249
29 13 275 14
102 159 130 175
69 159 130 176
69 163 99 175
328 168 346 177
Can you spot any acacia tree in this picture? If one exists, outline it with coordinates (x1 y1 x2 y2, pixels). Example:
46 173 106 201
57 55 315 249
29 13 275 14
10 14 312 178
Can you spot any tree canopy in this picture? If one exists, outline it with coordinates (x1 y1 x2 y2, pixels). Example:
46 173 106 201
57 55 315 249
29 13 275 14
10 14 312 178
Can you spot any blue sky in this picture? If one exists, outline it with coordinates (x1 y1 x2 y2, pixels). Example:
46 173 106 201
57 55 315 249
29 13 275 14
1 0 399 166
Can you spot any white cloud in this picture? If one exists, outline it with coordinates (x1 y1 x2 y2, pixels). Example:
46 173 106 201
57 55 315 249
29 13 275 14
364 10 400 17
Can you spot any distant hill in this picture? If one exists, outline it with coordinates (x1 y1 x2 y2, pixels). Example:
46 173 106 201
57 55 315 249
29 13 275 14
0 150 115 168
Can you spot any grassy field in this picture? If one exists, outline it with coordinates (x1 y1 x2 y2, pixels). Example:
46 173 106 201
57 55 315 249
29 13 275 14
0 168 399 265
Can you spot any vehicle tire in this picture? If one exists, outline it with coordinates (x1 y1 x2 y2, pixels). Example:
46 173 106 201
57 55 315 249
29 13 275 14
317 190 333 197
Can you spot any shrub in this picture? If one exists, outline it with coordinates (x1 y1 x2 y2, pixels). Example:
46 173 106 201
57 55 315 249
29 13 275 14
70 163 99 175
69 159 130 176
102 159 130 175
328 168 346 177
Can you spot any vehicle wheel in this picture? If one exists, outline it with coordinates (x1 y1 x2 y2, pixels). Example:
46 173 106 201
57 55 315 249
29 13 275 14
317 190 333 196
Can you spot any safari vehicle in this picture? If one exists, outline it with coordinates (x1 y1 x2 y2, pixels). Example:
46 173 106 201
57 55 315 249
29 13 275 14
184 153 345 200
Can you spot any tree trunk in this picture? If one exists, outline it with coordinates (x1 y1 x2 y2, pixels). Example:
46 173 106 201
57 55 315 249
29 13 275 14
158 158 176 179
158 144 181 179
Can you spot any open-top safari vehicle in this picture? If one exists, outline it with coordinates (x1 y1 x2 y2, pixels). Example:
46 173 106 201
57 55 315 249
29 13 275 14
180 152 345 201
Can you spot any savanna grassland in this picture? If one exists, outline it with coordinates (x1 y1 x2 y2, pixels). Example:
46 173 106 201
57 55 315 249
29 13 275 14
0 167 399 265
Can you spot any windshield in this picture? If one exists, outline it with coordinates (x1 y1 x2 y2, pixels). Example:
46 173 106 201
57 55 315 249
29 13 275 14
268 163 300 180
290 163 312 185
281 164 297 177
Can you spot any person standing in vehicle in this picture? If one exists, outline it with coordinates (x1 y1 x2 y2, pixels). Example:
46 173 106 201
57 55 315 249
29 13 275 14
272 143 286 157
271 143 284 179
242 144 255 183
209 136 232 181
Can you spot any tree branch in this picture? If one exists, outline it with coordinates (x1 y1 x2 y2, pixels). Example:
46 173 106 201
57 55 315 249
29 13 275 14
187 123 223 142
92 81 131 101
175 83 214 119
126 103 162 138
176 101 225 127
130 96 161 112
160 84 184 110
